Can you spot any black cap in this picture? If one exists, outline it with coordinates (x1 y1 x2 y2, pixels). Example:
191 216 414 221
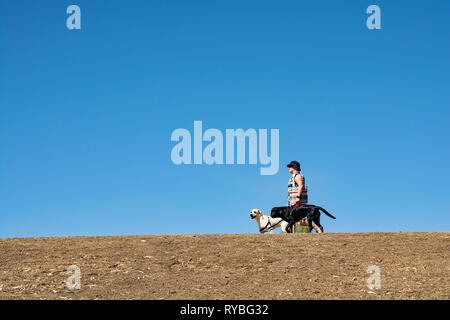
287 160 300 170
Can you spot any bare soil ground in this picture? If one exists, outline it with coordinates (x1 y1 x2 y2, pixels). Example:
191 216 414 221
0 233 448 300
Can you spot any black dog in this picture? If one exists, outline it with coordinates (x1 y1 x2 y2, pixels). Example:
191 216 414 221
270 204 336 233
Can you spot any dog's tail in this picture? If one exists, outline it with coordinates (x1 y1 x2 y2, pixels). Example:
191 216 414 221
317 207 336 219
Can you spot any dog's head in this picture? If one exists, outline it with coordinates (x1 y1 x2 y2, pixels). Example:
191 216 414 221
250 208 262 220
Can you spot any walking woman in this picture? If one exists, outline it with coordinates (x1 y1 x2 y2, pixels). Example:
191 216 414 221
287 160 308 207
287 161 322 233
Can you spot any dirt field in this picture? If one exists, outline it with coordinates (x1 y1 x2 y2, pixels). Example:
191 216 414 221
0 232 448 300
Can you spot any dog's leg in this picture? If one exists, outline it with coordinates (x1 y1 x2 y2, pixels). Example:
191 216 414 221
281 221 288 233
286 221 296 234
308 219 313 232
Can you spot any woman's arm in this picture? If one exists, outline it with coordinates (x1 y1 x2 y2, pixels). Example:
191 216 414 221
294 175 303 200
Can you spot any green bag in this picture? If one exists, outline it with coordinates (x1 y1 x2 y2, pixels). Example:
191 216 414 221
295 224 310 233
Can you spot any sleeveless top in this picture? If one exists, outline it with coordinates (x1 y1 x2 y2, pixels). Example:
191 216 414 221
287 171 308 206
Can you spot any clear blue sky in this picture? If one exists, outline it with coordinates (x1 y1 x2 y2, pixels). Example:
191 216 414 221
1 0 449 237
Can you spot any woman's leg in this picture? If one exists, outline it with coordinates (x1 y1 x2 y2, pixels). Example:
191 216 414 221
311 221 322 233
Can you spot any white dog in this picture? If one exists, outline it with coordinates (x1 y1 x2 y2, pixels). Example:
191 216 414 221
250 208 288 233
